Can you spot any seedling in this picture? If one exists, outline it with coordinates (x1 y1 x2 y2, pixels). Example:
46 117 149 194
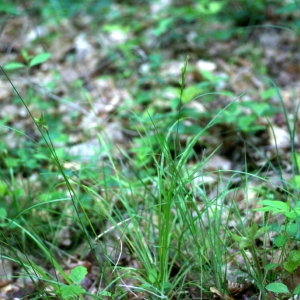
4 49 51 71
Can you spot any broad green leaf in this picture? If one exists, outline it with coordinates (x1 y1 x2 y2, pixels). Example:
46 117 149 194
4 62 25 70
251 102 271 116
60 285 85 298
284 260 300 273
284 211 298 219
295 155 300 172
291 175 300 189
287 250 300 262
285 223 298 235
258 200 289 211
273 234 287 247
29 52 51 67
284 249 300 273
231 234 242 243
0 207 7 219
69 266 87 285
148 268 158 284
293 283 300 294
238 115 256 129
21 49 30 62
261 88 276 100
181 85 205 103
4 157 20 168
266 282 290 294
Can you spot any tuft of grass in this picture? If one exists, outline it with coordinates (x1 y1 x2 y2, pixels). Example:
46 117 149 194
2 53 300 299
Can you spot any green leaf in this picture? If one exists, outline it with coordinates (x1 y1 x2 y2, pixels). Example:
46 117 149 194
69 266 87 285
284 211 298 219
237 115 256 130
261 88 276 100
196 1 224 14
257 200 289 211
152 18 173 36
266 282 290 294
276 3 297 14
60 285 85 299
0 180 7 197
4 62 25 70
148 268 158 284
284 260 299 273
284 250 300 273
0 207 7 219
265 263 279 270
231 234 242 243
248 223 259 240
285 223 298 235
287 250 300 262
29 52 51 67
295 155 300 171
21 49 30 62
181 85 205 103
4 157 20 168
253 227 268 239
273 234 287 247
293 283 300 294
163 281 172 293
100 291 113 296
239 237 252 249
249 102 270 116
291 175 300 189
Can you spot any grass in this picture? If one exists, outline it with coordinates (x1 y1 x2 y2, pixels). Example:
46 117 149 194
2 56 299 300
1 13 300 299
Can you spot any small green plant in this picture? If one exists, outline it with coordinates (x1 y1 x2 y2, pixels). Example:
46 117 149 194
214 100 278 133
4 49 51 71
266 281 300 298
252 197 300 295
59 266 87 299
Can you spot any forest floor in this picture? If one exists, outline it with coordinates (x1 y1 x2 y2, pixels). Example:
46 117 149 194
1 1 300 299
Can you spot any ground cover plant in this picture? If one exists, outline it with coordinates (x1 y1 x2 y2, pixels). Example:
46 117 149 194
1 0 300 299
